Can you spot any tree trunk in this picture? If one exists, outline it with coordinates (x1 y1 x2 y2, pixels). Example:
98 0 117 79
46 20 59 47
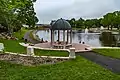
29 25 31 28
7 24 13 36
108 26 109 30
8 26 11 35
110 25 112 30
117 27 119 30
20 27 22 35
118 25 120 30
8 27 13 36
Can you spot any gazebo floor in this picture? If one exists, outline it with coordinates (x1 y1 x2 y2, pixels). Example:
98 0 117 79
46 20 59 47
34 42 92 52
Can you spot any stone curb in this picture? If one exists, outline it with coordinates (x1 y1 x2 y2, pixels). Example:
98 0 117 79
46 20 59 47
91 47 120 49
5 52 70 59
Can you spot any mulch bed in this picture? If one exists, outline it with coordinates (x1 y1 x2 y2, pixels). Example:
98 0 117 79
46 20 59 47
0 53 69 66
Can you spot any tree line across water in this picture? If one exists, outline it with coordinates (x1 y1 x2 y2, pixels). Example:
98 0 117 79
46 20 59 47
0 0 38 34
67 11 120 30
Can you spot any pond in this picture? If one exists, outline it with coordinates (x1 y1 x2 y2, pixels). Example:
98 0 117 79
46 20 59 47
36 30 120 47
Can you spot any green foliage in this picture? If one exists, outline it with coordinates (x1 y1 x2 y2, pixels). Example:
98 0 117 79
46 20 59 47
93 49 120 59
0 0 38 33
68 18 76 28
75 18 84 28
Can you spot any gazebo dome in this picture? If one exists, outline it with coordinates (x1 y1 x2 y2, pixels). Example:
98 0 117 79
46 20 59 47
50 18 71 30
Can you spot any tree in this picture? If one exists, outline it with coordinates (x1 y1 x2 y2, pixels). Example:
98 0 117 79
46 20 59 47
101 12 116 30
68 18 76 28
75 18 84 28
91 19 101 28
84 19 94 29
0 0 39 34
112 11 120 29
18 0 38 28
101 13 111 30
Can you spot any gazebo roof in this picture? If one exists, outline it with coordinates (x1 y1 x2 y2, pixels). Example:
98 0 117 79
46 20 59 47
50 18 71 30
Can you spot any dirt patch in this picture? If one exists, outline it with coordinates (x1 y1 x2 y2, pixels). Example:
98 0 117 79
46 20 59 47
0 53 69 66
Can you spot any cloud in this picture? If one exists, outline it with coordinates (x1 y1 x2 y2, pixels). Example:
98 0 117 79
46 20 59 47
34 0 120 24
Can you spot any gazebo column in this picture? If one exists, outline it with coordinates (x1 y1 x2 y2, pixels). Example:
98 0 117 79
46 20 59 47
52 30 54 47
67 30 69 44
51 30 53 47
63 30 66 49
58 30 60 42
51 30 54 48
70 30 72 44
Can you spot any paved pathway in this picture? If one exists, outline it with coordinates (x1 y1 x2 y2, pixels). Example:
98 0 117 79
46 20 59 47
34 42 91 52
24 31 40 44
76 51 120 73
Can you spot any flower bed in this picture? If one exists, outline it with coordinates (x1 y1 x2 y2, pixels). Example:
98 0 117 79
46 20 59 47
0 53 69 66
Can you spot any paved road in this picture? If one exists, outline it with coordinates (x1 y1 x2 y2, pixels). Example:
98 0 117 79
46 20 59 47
76 51 120 73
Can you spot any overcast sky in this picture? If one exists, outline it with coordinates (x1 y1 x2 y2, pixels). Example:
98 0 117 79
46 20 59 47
34 0 120 24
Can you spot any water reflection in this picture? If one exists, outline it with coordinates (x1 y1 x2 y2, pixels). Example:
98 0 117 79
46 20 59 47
36 30 119 47
100 32 117 47
77 33 101 47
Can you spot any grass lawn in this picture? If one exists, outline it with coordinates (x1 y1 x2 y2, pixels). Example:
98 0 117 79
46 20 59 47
0 39 68 56
13 28 29 40
0 39 26 53
93 49 120 59
0 56 120 80
0 27 28 53
35 49 69 57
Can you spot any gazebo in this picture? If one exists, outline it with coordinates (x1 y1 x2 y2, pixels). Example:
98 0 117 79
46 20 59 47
50 18 72 49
